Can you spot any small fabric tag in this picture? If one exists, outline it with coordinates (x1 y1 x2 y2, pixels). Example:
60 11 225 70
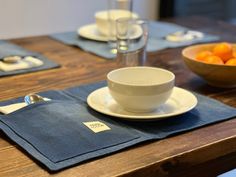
83 121 111 133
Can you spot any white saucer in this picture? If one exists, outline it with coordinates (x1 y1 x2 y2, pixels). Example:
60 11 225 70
87 87 198 121
77 23 142 42
78 24 108 42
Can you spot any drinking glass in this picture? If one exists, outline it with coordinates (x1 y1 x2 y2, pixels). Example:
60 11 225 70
107 0 133 54
116 18 148 67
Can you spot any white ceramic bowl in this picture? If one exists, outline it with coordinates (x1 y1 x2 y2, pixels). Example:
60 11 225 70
107 67 175 113
95 10 138 36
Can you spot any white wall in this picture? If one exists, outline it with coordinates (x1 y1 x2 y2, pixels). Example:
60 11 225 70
0 0 159 39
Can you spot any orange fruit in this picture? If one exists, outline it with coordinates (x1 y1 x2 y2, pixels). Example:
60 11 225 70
233 51 236 58
212 42 233 62
196 50 213 61
202 55 224 65
225 58 236 66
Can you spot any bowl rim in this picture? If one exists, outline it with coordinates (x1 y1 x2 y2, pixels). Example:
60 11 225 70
95 10 138 19
107 66 175 87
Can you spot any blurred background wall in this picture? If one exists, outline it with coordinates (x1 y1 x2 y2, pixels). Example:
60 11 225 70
159 0 236 23
0 0 159 39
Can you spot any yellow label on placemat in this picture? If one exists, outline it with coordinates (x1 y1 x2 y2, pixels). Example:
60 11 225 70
83 121 111 133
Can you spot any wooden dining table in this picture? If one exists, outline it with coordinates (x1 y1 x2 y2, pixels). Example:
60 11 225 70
1 16 236 177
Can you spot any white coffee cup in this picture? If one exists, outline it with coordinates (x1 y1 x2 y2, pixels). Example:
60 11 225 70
107 67 175 112
95 10 138 36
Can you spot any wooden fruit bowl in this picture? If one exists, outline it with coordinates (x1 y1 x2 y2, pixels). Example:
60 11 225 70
182 43 236 88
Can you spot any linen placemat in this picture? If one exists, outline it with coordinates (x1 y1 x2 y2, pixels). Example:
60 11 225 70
50 21 219 59
65 81 236 139
0 90 146 171
0 41 60 76
0 81 236 171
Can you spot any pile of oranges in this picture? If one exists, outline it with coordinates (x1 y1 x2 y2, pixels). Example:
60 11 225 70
195 42 236 66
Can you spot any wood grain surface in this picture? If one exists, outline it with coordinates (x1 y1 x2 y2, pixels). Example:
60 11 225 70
0 16 236 177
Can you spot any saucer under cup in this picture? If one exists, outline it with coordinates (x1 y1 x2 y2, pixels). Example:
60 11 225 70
87 87 197 120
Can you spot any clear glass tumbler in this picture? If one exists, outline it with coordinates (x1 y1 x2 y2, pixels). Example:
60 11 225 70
116 18 148 67
107 0 133 54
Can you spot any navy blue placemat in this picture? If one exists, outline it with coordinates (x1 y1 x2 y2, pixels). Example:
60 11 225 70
0 90 146 171
0 81 236 171
0 41 60 76
65 81 236 139
50 21 219 59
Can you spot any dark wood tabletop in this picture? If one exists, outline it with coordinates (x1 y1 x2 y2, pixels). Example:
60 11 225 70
1 16 236 177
